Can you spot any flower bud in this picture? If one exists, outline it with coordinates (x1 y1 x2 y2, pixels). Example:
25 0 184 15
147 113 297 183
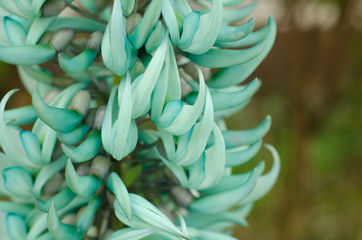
126 13 142 34
170 186 194 208
50 28 75 53
90 155 111 180
68 90 91 117
94 105 106 129
42 0 68 17
87 31 104 53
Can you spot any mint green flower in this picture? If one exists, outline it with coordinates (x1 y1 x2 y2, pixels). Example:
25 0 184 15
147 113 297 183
0 0 280 239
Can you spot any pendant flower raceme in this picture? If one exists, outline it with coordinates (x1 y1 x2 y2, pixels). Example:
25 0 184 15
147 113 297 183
0 0 280 239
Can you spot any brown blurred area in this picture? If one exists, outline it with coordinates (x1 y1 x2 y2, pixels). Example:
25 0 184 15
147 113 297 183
228 0 362 239
1 0 361 239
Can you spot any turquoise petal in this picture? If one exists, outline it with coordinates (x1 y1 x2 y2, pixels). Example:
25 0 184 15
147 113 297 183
197 123 225 189
20 130 42 165
209 78 261 111
4 105 37 126
174 88 213 166
79 0 98 14
57 124 90 146
221 115 271 148
121 0 136 16
110 228 157 240
101 86 117 154
0 90 39 169
107 172 132 221
113 73 135 160
188 154 205 189
35 188 76 213
58 48 97 74
190 163 262 213
3 16 26 45
65 159 102 198
201 162 265 195
187 40 267 68
76 196 101 232
155 100 183 128
26 17 56 45
128 0 162 49
32 88 83 132
199 230 237 240
161 0 180 44
62 130 102 163
151 63 169 121
215 22 270 48
216 18 254 43
225 139 262 167
130 194 187 238
219 0 245 6
101 0 133 76
145 21 166 54
183 204 252 228
0 1 26 17
180 0 223 54
178 11 200 49
238 144 281 204
3 167 34 199
223 1 258 23
131 35 168 118
207 16 277 88
0 201 32 216
6 214 28 239
0 44 56 65
161 68 206 135
33 155 67 196
165 40 181 101
186 78 261 111
17 66 54 97
47 202 84 240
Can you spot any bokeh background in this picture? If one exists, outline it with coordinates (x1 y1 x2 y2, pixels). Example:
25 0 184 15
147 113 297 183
1 0 361 239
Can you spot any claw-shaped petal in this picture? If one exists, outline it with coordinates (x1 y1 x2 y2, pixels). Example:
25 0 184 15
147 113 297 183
32 88 83 132
107 172 132 221
65 159 102 198
35 187 76 213
6 214 28 239
57 124 90 146
187 41 267 68
101 0 134 76
3 167 34 199
0 44 56 65
58 48 98 74
76 196 101 232
216 18 254 43
62 130 102 163
48 202 84 240
208 16 277 88
128 0 163 49
221 115 271 148
226 139 262 167
238 144 280 204
223 1 258 24
190 162 263 213
109 228 158 240
180 0 223 54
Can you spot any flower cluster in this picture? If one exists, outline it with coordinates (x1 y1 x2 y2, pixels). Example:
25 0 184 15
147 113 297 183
0 0 280 239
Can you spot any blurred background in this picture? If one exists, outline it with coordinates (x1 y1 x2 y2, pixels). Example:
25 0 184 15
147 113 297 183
1 0 361 239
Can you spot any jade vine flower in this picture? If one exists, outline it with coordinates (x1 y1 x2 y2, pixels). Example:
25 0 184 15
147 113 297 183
0 0 280 239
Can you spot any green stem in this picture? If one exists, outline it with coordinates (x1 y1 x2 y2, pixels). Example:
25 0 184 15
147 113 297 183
67 3 108 25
